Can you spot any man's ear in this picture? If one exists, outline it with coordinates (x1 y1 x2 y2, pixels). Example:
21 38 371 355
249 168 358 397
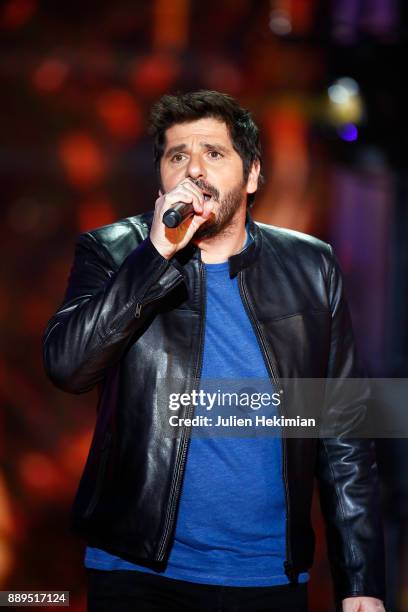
246 159 261 195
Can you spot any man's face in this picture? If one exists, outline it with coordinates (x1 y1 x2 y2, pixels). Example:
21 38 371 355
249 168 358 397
159 117 258 239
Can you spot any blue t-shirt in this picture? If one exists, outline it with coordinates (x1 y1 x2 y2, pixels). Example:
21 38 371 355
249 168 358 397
85 235 309 586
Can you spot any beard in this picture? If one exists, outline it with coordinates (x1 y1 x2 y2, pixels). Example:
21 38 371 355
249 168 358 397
191 177 246 241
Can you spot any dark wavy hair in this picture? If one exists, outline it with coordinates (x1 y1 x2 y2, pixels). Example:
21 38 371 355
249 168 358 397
148 90 263 207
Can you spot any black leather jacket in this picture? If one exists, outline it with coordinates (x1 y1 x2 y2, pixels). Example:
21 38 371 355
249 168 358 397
42 212 385 605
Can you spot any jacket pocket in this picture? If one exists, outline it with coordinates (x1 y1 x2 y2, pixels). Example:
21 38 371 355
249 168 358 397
83 431 112 520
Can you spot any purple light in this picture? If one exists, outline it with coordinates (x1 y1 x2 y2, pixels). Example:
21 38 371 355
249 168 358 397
338 124 358 142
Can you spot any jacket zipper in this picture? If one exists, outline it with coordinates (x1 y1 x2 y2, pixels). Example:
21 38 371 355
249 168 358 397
238 270 297 582
83 431 112 519
156 260 207 560
134 275 185 319
83 269 183 518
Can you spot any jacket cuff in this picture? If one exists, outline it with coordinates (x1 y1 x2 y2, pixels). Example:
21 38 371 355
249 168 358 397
129 235 185 305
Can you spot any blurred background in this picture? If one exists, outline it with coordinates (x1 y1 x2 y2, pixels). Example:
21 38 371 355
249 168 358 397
1 0 408 610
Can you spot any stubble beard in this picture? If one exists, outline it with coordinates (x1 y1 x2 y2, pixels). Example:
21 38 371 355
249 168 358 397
192 180 246 241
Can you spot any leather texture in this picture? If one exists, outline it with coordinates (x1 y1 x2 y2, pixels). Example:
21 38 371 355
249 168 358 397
42 211 385 605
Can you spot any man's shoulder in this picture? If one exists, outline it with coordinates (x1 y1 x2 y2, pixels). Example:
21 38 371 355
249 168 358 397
79 211 153 265
254 220 333 262
87 211 153 245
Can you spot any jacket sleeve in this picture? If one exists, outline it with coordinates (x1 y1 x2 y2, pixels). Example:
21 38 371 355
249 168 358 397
316 246 385 606
42 232 184 394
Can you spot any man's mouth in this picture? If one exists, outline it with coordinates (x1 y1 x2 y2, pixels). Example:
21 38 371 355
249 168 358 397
202 189 217 202
192 179 218 202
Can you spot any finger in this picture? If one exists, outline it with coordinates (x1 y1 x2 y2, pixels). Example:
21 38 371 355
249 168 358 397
182 179 205 201
159 188 194 214
201 198 214 219
189 205 213 231
182 178 206 197
181 184 204 213
179 179 207 206
175 187 201 207
163 178 205 211
169 186 204 214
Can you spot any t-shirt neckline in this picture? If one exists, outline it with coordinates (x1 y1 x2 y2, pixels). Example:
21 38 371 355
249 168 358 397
203 226 251 271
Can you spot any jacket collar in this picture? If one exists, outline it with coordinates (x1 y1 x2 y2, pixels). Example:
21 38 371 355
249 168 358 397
174 210 262 276
228 210 261 277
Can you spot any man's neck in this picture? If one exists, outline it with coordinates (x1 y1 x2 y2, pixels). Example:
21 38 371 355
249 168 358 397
194 206 247 264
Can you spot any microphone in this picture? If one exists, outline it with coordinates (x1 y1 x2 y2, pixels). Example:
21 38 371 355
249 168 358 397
162 202 194 228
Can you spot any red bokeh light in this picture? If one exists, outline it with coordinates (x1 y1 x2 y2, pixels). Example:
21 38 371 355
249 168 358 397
32 59 68 92
97 89 143 140
59 429 93 479
59 132 106 189
19 453 62 498
203 60 242 96
78 196 115 233
1 0 36 29
130 55 179 97
266 106 307 153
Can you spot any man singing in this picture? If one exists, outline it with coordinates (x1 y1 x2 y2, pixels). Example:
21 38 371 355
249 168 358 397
43 90 385 611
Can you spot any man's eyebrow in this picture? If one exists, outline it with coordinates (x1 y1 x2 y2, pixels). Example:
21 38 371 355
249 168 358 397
200 142 230 154
164 144 187 159
163 142 230 159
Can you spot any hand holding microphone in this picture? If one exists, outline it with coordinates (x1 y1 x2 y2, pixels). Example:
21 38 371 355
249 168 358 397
149 178 214 260
162 201 195 228
162 179 215 228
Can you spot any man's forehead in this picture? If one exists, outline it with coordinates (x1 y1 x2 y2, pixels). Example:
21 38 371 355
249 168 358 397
163 117 232 147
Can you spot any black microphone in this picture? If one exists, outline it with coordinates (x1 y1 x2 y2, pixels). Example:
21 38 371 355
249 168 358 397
162 202 194 228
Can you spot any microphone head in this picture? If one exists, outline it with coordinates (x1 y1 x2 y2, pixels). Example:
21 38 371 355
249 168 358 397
163 209 182 228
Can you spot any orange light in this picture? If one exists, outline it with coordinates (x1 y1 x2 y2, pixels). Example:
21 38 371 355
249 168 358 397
0 473 15 585
291 0 315 34
254 103 312 233
19 453 60 494
153 0 189 50
130 54 179 97
97 90 142 140
267 105 307 154
32 59 68 92
59 132 105 189
78 197 115 233
60 429 93 479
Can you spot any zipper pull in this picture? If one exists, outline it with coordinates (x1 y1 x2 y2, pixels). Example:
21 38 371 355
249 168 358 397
134 303 142 318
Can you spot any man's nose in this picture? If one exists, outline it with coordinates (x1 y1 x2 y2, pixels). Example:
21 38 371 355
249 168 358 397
186 153 206 180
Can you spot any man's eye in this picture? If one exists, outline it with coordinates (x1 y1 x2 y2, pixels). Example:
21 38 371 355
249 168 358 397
171 154 185 163
208 151 222 159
